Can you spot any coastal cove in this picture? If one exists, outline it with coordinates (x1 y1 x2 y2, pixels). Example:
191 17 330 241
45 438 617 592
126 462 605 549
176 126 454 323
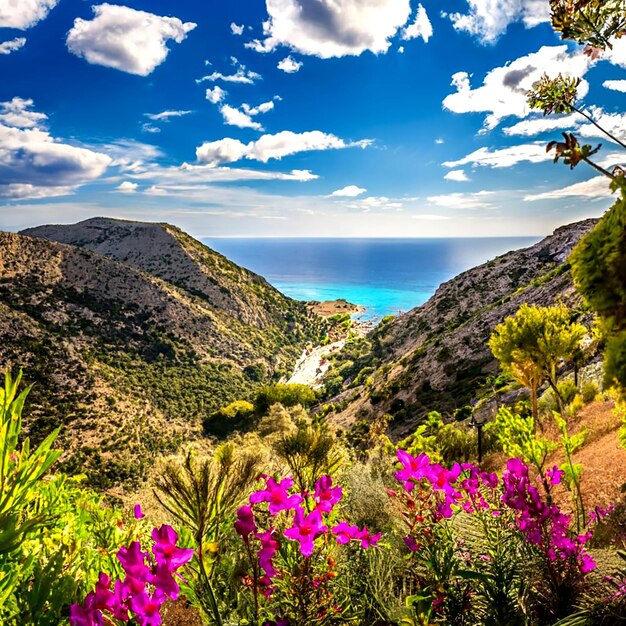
204 237 540 319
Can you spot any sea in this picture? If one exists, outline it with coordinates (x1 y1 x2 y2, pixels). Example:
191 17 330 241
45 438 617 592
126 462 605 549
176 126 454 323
203 238 540 321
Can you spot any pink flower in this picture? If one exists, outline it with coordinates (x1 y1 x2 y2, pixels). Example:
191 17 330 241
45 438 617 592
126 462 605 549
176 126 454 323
357 526 381 548
314 475 343 513
394 450 431 492
545 466 564 485
250 477 303 515
134 504 145 519
151 525 194 570
331 522 360 544
129 589 166 626
403 536 419 552
234 505 257 542
257 529 280 578
283 506 327 557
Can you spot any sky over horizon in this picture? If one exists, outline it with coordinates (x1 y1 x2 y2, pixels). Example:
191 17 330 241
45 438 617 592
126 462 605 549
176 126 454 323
0 0 625 237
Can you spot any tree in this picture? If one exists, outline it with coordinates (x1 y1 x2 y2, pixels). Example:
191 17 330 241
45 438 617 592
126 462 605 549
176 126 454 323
489 304 586 423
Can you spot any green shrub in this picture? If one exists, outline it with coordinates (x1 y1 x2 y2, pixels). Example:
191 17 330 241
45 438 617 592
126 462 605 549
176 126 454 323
254 383 316 414
203 400 255 437
581 380 599 403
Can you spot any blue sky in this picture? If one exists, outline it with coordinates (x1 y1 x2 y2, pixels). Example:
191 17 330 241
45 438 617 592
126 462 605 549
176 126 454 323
0 0 625 237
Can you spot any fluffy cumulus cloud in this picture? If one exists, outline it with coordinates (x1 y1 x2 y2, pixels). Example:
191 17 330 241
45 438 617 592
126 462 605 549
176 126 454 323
116 181 138 193
218 100 275 131
401 4 432 43
524 176 616 201
447 0 550 44
0 98 111 199
443 143 550 168
206 86 227 103
604 80 626 93
0 37 27 55
246 0 412 58
444 169 469 182
0 0 59 29
331 185 367 197
219 105 263 130
443 45 592 130
196 130 371 167
230 22 244 35
197 66 261 84
503 113 579 136
277 55 302 73
66 4 196 76
345 196 403 210
606 37 626 69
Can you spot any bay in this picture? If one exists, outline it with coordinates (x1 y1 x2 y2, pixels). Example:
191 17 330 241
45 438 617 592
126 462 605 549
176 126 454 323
203 237 540 320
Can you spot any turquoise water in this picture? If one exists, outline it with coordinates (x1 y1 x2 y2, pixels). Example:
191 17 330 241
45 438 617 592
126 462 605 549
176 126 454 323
204 238 540 320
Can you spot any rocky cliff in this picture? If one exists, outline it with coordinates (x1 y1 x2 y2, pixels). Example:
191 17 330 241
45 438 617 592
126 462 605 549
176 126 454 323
325 219 598 437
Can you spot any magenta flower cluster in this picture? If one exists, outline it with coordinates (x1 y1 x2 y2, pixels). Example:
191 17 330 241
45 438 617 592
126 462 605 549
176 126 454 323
70 524 194 626
393 450 596 575
235 474 380 592
501 458 595 573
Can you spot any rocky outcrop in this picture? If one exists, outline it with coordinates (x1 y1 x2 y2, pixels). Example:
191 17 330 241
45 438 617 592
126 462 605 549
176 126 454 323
328 219 598 437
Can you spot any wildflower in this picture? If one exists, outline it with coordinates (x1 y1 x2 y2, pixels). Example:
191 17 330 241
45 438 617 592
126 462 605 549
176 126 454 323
314 475 343 513
395 450 431 492
257 529 280 578
403 536 419 552
250 476 303 515
151 525 194 569
129 588 166 626
356 526 381 548
284 506 327 557
234 505 257 542
134 504 145 519
331 522 360 544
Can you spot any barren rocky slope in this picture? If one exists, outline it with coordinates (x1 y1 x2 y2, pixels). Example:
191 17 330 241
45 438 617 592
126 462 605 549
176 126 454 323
0 220 326 488
327 219 598 437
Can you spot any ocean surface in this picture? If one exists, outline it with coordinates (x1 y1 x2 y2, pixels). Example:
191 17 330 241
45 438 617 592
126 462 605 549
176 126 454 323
203 238 540 320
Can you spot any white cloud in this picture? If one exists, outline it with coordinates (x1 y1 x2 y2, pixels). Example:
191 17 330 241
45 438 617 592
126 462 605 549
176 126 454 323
129 161 319 184
604 80 626 93
66 4 196 76
524 176 616 201
443 143 550 169
96 139 163 172
427 190 496 210
230 22 244 35
331 185 367 197
398 46 405 53
447 0 550 44
606 37 626 69
444 169 469 182
246 0 412 58
144 110 191 121
346 196 403 210
206 86 227 104
578 108 626 144
277 56 303 73
0 97 111 199
0 0 59 29
142 123 161 133
196 130 371 167
0 97 47 128
443 45 592 130
401 4 432 43
116 181 138 193
242 101 275 115
0 38 27 55
219 105 263 130
503 113 579 136
196 61 261 84
435 138 444 144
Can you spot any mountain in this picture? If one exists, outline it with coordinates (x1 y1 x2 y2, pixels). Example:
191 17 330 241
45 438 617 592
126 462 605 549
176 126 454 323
324 219 599 437
1 218 326 489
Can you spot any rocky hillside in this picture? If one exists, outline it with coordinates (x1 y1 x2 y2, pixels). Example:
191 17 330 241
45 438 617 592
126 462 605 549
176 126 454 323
326 219 599 437
0 219 326 489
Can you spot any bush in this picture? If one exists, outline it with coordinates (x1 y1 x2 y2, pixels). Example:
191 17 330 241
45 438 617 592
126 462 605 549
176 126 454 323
254 384 316 414
539 378 579 413
582 380 599 403
203 400 255 437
